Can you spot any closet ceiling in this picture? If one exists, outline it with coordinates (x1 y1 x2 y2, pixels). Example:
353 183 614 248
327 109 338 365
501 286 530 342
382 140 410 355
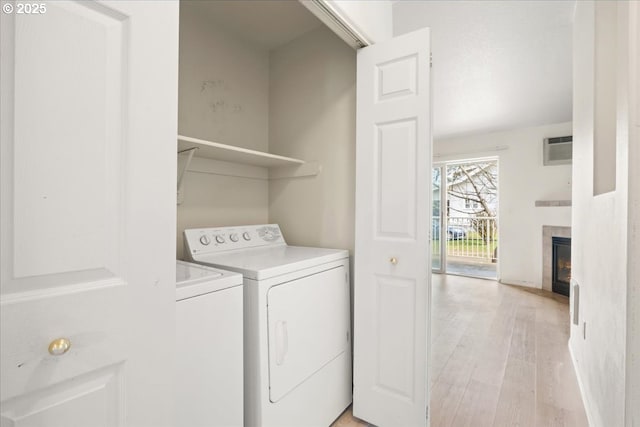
186 0 323 50
393 0 575 139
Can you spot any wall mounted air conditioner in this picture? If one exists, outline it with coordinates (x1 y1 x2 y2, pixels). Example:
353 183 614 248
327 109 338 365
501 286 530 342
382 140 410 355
543 135 572 165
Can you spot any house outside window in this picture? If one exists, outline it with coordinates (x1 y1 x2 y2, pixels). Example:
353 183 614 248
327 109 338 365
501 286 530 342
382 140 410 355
464 198 479 209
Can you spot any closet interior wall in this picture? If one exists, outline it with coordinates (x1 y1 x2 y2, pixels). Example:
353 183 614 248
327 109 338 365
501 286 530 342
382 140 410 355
268 27 356 255
176 1 356 260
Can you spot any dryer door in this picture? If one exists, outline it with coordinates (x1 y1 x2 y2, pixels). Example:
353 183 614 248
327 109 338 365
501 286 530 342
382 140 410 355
267 265 349 402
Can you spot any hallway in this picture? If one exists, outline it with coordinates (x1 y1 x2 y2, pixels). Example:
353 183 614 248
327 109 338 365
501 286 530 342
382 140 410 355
430 274 588 426
334 274 588 427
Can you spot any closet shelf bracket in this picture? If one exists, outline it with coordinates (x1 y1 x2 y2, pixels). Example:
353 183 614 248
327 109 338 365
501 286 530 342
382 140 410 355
177 147 197 205
269 161 321 180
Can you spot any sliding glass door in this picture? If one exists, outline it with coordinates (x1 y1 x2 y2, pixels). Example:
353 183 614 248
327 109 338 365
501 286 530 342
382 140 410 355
432 160 498 279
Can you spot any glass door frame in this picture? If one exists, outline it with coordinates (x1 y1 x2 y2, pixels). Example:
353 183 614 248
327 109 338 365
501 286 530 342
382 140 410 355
432 164 446 273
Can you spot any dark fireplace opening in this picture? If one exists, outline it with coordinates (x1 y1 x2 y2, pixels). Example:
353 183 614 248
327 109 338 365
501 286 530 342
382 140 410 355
552 236 571 296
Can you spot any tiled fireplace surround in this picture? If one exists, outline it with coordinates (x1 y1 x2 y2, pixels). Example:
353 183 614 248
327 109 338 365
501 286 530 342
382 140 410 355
542 225 572 293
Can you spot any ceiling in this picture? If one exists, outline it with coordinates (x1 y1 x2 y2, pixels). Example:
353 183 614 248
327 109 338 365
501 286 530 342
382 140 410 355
183 1 323 51
393 1 575 139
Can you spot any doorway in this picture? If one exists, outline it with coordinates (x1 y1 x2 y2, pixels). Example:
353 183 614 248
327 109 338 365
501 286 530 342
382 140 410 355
432 159 499 279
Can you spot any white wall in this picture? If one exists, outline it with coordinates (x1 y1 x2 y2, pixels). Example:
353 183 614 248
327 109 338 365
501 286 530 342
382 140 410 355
268 26 356 253
570 2 635 425
178 3 270 151
176 3 270 259
435 122 572 288
626 4 640 424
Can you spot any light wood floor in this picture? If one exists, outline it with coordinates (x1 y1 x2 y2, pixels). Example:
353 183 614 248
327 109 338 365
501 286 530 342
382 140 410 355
332 274 588 427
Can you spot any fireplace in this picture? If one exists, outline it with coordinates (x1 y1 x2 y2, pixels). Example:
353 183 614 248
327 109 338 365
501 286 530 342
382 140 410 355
552 237 571 296
542 226 571 293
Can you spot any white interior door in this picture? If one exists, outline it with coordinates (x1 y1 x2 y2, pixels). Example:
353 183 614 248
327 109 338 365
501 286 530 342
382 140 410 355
0 1 179 425
353 28 432 427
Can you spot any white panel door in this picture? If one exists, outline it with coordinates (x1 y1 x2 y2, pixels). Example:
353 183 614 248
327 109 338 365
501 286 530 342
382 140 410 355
0 1 179 426
353 28 431 427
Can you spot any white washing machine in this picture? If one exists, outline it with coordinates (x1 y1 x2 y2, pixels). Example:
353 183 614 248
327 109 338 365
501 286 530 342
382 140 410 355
183 225 352 427
176 260 244 427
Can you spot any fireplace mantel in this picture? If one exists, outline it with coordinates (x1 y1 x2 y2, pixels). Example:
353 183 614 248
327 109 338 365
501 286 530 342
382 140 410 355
535 200 572 207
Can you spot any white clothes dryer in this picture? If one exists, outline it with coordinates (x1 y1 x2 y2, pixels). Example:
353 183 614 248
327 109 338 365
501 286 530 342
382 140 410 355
176 260 243 427
183 225 352 427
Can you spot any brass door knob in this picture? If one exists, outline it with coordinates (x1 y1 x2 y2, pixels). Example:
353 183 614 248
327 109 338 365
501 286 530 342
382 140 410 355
48 338 71 356
390 257 398 265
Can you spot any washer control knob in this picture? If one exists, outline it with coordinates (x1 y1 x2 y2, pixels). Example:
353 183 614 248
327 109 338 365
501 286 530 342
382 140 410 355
200 235 211 245
215 235 225 244
229 233 239 242
242 232 251 241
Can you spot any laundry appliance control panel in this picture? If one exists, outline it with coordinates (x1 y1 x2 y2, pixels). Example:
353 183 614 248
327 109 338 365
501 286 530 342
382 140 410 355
184 224 286 256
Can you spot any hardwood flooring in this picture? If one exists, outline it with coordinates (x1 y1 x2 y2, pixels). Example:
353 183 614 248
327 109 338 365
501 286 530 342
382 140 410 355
332 274 588 427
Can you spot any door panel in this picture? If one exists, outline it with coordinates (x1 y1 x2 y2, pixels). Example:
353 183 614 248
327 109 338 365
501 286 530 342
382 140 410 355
376 55 418 101
376 119 417 239
12 0 124 281
354 28 431 427
374 275 416 399
1 364 123 427
1 1 179 425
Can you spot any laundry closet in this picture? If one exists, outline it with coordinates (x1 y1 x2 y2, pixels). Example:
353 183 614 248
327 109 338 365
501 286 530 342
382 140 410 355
175 3 433 426
176 0 357 260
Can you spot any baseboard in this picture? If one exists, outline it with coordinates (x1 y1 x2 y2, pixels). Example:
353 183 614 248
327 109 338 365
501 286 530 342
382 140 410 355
568 341 595 426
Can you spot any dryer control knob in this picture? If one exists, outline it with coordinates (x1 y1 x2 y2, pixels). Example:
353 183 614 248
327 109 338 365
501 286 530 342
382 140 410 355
200 235 211 245
242 232 251 241
215 235 225 244
229 233 239 242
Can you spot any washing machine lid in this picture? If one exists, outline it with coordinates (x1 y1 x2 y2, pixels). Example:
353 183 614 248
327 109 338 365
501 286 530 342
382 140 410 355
191 245 348 280
175 260 242 301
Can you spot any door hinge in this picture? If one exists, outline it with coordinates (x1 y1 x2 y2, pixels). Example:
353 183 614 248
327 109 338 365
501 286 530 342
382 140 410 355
430 53 433 68
426 405 429 420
